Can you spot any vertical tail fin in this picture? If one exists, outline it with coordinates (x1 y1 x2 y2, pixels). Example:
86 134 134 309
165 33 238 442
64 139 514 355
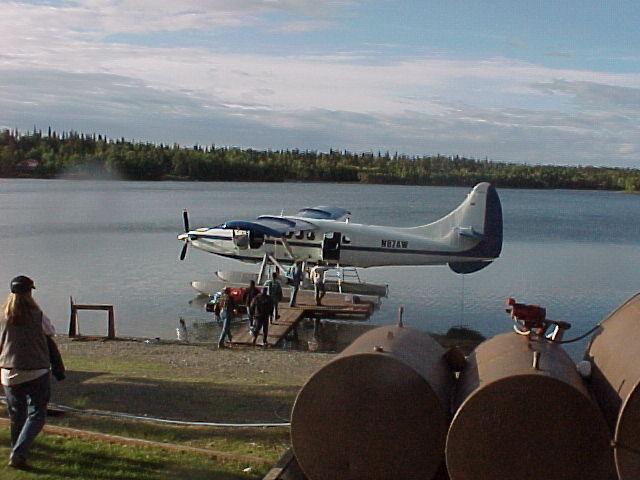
411 182 503 273
448 182 502 273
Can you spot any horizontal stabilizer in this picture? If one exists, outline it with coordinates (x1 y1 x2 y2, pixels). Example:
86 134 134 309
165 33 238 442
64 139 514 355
455 226 484 239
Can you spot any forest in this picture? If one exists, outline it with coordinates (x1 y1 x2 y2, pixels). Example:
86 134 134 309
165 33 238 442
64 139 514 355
1 128 639 191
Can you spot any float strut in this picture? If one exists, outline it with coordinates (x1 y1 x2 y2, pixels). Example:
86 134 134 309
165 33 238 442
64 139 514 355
257 254 269 285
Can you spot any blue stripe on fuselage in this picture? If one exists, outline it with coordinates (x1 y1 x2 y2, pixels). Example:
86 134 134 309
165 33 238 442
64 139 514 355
193 234 487 258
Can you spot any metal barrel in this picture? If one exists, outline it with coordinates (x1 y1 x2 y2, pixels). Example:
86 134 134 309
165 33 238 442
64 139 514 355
290 325 454 480
446 332 614 480
586 292 640 480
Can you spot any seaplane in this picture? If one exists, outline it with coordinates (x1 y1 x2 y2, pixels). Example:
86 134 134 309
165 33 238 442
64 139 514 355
177 182 503 276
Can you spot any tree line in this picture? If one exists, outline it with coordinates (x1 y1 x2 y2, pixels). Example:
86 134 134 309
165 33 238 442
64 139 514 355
1 128 639 191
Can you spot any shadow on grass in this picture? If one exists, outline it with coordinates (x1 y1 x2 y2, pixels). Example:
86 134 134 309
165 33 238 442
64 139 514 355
52 370 297 424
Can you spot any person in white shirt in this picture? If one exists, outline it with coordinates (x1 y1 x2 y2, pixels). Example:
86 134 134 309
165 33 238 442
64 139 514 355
176 318 189 342
310 262 328 306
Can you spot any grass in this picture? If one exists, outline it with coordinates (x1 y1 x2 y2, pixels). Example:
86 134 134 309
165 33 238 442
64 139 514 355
53 358 301 424
0 329 483 478
0 429 261 479
44 416 290 460
0 338 330 479
51 370 297 423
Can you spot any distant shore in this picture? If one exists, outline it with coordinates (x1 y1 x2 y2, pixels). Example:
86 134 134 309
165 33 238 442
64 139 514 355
2 129 639 191
5 175 640 196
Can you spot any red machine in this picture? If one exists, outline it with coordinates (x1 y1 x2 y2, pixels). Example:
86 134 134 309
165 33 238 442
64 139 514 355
506 297 546 330
505 298 571 339
225 287 246 305
205 287 248 317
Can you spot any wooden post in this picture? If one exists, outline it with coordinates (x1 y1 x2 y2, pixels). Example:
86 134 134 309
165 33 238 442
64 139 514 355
107 306 115 339
68 299 115 339
313 317 321 336
68 296 78 337
397 305 404 328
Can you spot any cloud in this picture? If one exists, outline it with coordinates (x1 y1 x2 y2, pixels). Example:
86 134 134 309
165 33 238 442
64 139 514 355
266 19 334 33
3 67 638 167
1 1 640 167
6 0 354 36
532 79 640 110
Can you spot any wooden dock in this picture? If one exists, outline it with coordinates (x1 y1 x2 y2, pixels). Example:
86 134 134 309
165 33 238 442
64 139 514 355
230 290 373 348
262 449 306 480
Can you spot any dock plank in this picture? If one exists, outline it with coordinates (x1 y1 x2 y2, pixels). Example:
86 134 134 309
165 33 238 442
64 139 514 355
231 307 304 347
229 292 373 348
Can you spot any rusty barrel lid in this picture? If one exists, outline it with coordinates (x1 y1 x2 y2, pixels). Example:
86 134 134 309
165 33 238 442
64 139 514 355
291 325 453 480
446 332 613 480
586 292 640 480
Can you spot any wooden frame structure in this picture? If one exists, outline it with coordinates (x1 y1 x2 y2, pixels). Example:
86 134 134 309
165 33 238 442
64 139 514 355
68 296 115 339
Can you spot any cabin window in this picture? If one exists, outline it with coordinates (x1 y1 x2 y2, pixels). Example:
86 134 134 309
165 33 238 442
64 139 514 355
307 232 315 240
342 235 351 244
295 231 304 240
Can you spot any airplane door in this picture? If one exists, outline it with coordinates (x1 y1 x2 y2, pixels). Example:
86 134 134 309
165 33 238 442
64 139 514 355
322 232 341 262
248 231 265 249
233 230 249 250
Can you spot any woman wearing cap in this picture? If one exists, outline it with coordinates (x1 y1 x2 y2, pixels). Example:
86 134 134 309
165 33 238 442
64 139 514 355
0 275 57 468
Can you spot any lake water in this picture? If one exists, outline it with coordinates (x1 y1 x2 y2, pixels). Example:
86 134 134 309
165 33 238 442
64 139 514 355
1 179 638 358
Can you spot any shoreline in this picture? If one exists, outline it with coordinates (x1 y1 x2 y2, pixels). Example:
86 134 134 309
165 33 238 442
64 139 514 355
2 175 638 193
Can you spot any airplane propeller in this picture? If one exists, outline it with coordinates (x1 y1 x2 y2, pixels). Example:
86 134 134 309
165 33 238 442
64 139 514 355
183 210 190 233
179 210 190 261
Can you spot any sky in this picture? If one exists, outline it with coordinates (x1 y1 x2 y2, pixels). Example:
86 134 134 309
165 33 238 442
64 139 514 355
1 0 639 167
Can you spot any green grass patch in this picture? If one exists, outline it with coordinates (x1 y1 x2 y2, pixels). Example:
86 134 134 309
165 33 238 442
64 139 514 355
45 416 290 462
0 429 265 479
28 339 331 477
52 371 297 423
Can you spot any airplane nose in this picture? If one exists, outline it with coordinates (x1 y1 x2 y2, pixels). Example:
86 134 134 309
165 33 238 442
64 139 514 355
178 233 188 241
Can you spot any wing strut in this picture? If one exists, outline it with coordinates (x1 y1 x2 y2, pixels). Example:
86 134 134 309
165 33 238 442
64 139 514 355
280 237 296 260
257 238 296 285
257 254 269 285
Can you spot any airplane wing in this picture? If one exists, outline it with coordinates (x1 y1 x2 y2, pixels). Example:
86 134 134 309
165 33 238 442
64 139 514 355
215 206 348 237
296 206 351 220
217 206 349 237
217 216 316 237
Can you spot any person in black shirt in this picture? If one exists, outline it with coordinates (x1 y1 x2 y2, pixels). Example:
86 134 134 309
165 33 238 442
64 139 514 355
242 280 260 329
250 288 273 347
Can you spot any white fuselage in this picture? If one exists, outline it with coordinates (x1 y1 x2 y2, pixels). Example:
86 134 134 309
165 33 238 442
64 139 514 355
186 218 484 268
179 182 502 271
